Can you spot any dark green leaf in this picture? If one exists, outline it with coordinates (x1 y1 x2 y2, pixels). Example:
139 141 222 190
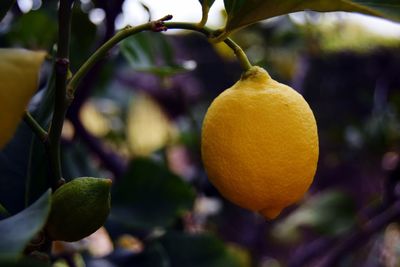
111 158 195 230
0 0 15 22
0 123 35 214
217 0 400 41
6 10 57 49
223 0 245 15
121 33 190 77
0 189 51 257
69 7 97 70
158 231 243 267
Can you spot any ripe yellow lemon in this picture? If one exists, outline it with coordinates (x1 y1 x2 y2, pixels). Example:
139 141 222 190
0 48 46 149
201 66 318 219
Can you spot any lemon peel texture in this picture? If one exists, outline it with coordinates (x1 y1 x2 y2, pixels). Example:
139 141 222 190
201 66 318 219
0 48 46 149
46 177 112 242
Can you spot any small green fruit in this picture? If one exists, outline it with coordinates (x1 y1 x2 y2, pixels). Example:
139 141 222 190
46 177 112 242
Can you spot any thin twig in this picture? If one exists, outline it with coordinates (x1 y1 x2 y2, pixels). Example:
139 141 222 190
48 0 74 189
23 111 49 144
67 17 252 94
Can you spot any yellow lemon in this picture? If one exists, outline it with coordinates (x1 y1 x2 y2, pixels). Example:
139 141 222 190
127 93 177 156
201 66 318 219
0 48 46 149
46 177 112 242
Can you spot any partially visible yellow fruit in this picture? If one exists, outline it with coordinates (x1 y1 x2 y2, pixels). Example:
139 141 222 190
0 48 46 149
46 177 112 242
126 93 177 156
80 101 110 137
201 66 318 219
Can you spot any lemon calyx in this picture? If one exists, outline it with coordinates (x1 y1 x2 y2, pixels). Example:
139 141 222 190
234 66 272 91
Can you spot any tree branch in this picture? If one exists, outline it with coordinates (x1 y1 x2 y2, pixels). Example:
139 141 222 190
48 0 74 189
67 17 252 94
319 201 400 267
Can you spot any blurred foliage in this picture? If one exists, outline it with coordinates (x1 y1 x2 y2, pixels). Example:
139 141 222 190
4 8 56 49
273 190 357 243
1 1 400 266
121 32 190 76
111 157 195 230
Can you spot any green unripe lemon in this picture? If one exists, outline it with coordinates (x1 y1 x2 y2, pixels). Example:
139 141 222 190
46 177 112 242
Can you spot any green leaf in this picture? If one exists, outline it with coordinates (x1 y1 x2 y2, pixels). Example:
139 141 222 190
158 231 244 267
216 0 400 41
0 123 36 214
69 7 97 70
223 0 245 15
5 10 57 49
121 33 190 77
0 189 51 258
111 158 195 230
0 0 15 22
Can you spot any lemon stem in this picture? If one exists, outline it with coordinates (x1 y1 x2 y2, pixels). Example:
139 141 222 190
223 38 252 71
164 22 252 71
68 18 252 94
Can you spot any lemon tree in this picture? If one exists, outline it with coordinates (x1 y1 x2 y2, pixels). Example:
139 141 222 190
0 0 399 266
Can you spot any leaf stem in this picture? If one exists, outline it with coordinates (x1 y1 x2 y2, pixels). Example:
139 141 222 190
23 111 49 144
68 18 252 93
165 22 252 71
198 5 210 28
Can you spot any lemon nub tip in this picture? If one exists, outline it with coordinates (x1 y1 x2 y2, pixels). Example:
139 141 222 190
259 207 283 220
